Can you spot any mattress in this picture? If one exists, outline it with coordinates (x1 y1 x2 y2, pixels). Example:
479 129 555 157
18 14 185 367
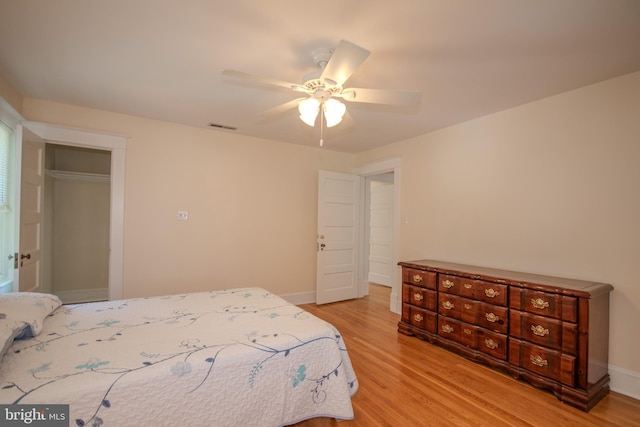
0 288 358 426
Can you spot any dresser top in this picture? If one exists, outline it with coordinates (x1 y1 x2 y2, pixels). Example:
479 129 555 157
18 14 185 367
398 260 613 297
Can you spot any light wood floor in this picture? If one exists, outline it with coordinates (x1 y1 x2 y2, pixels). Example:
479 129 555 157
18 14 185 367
295 284 640 427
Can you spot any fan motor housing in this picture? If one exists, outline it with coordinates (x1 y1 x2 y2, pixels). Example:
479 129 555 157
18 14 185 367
311 47 333 69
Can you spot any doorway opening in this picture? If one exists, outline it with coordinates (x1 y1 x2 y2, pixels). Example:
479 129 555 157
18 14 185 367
356 158 401 314
44 144 111 303
364 172 394 288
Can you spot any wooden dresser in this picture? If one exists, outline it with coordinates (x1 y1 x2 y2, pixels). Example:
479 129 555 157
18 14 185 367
397 259 613 411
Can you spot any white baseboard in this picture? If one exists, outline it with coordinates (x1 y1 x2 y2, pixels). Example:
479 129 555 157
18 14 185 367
281 291 316 306
609 364 640 400
368 273 391 286
390 289 401 314
55 288 108 304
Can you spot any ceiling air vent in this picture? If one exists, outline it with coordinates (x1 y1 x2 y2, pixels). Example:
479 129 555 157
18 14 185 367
207 122 237 131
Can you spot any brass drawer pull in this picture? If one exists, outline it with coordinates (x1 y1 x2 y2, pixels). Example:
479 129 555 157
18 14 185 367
530 355 548 367
484 288 500 298
531 325 550 337
413 293 424 302
531 298 550 310
441 324 454 333
485 312 499 323
463 283 472 289
442 301 454 310
413 313 424 323
463 328 472 335
413 274 423 283
442 279 454 289
484 338 498 349
464 304 472 310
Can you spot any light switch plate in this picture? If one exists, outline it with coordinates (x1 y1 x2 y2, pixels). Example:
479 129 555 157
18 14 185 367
177 210 189 221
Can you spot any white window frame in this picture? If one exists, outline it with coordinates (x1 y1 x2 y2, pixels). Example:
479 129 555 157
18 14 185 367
0 98 23 292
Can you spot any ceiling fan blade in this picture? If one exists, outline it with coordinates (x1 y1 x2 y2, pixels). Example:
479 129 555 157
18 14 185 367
320 40 371 87
260 98 306 118
340 88 422 107
339 109 355 130
223 69 308 93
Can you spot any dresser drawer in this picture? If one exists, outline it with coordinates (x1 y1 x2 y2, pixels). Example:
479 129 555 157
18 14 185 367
510 311 578 354
437 294 508 334
402 304 437 333
403 284 436 310
509 339 575 387
459 322 508 361
404 268 436 289
476 328 508 360
437 315 462 343
439 274 507 306
473 302 508 334
437 293 463 318
510 288 577 322
437 316 507 360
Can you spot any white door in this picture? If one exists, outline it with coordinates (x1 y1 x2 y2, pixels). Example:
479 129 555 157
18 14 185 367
18 126 45 292
316 170 360 304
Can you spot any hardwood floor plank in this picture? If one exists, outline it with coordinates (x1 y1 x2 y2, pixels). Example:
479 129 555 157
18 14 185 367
294 284 640 427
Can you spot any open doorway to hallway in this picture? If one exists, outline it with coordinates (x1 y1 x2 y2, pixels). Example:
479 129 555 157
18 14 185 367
365 172 394 288
356 157 402 314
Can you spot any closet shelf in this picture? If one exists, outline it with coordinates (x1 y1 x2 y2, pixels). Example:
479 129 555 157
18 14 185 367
45 169 111 183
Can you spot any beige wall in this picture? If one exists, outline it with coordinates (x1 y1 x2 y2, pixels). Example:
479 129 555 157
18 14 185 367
0 73 22 114
356 71 640 392
22 98 355 298
51 178 110 294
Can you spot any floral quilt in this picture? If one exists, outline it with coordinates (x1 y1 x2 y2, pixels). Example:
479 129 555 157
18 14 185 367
0 288 358 426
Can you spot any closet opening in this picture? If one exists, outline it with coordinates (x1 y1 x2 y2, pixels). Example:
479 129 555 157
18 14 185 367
44 143 111 303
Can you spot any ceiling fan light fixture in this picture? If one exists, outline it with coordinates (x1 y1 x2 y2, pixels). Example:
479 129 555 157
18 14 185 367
298 97 320 126
323 98 346 127
224 39 422 144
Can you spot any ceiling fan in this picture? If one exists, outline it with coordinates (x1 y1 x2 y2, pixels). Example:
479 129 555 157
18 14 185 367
223 40 421 146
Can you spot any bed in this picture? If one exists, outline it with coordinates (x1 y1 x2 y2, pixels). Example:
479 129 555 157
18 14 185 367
0 288 358 426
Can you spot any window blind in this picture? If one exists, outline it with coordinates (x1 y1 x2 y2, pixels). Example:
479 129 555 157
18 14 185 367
0 122 11 209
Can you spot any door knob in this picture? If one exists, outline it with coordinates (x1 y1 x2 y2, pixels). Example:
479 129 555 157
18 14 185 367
20 253 31 260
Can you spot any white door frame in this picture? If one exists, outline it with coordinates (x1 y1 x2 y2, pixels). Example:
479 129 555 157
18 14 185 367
23 122 126 300
355 158 402 313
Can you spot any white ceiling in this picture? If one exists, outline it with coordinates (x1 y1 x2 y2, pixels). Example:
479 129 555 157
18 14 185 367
1 1 639 153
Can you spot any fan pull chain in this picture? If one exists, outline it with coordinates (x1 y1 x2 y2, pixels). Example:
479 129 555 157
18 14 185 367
319 104 324 147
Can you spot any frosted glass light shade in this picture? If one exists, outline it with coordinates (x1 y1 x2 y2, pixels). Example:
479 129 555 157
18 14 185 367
298 97 320 126
323 98 346 127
